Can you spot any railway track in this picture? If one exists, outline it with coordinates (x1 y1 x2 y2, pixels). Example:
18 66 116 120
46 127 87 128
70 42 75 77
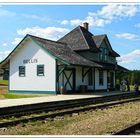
0 92 139 118
113 122 140 135
1 93 140 129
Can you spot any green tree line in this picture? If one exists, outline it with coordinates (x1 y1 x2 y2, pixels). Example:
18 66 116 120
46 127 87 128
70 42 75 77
116 70 140 85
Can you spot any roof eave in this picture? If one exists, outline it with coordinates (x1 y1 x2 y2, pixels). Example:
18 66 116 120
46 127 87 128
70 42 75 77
0 34 30 68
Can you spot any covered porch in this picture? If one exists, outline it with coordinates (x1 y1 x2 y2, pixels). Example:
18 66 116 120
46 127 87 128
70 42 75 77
56 64 97 94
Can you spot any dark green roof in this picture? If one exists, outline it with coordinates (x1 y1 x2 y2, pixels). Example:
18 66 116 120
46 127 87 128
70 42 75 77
0 34 102 68
93 61 129 72
30 34 102 67
58 26 99 52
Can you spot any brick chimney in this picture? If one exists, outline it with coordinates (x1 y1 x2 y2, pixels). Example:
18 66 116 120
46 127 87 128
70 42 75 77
83 22 89 30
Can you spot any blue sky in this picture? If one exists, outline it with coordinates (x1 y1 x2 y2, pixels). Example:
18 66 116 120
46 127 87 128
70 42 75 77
0 4 140 70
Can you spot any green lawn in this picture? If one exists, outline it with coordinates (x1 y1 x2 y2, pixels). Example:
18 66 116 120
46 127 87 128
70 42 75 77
0 93 37 99
0 80 8 86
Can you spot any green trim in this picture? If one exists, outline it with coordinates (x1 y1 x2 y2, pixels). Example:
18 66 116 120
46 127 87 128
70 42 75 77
8 62 10 93
0 35 29 66
28 36 70 66
9 90 56 94
0 35 70 69
37 64 44 76
55 59 57 93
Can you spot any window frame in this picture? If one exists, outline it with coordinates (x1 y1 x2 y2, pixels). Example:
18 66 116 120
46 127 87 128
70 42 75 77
37 65 44 76
19 66 25 77
99 46 108 62
104 48 108 62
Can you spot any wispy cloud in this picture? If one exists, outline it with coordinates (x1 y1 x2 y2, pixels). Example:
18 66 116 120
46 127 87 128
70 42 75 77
11 38 22 45
117 49 140 64
11 26 70 45
135 23 140 28
0 50 11 61
59 20 69 25
0 8 16 17
22 14 48 22
60 5 140 27
2 43 8 47
115 33 139 40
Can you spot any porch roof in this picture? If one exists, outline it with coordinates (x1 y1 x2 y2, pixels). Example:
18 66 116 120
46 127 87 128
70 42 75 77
94 61 129 72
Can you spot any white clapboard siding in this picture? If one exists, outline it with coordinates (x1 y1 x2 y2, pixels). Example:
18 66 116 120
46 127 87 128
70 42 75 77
9 39 56 92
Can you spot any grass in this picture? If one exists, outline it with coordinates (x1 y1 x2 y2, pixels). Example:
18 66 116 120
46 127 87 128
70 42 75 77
0 93 37 99
0 83 36 99
0 80 8 86
130 85 134 90
130 85 140 90
0 101 140 135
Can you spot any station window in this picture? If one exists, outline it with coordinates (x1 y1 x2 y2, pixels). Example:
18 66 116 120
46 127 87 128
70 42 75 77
19 66 25 77
37 65 44 76
99 47 108 62
99 70 103 86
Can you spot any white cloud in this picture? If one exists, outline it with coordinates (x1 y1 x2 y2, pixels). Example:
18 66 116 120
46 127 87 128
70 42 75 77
70 19 83 26
0 8 16 17
60 5 140 27
0 50 11 61
60 20 69 25
22 14 48 22
135 23 140 28
115 33 139 40
2 43 7 47
17 26 70 41
117 49 140 64
11 37 22 45
94 4 140 20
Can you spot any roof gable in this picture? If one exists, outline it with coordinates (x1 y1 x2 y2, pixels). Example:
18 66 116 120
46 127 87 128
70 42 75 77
58 26 98 52
93 34 120 57
58 26 89 51
0 35 30 68
92 34 105 47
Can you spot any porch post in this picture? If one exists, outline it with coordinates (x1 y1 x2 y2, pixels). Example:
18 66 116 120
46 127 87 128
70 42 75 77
93 67 95 90
114 70 116 89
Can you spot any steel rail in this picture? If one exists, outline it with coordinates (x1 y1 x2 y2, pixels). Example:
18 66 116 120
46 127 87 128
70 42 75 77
0 92 139 118
0 95 140 129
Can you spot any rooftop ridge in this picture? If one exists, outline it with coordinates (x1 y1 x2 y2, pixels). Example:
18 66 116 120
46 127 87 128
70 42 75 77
27 34 67 46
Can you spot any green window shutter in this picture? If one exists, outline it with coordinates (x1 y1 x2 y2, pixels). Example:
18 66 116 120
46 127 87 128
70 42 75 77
19 66 25 77
37 65 44 76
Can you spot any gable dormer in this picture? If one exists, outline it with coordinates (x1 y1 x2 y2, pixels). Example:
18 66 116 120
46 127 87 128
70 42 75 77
58 23 99 52
93 34 120 64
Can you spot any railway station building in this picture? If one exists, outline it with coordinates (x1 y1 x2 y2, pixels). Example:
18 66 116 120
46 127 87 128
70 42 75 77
0 23 128 94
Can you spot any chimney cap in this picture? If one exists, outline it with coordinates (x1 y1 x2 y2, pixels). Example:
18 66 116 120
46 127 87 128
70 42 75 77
83 22 89 30
83 22 89 24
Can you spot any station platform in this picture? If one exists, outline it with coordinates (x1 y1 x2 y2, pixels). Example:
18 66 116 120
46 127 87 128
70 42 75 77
0 91 134 108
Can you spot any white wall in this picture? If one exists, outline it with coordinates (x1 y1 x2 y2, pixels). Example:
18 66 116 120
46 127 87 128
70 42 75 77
95 68 107 90
9 39 56 92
